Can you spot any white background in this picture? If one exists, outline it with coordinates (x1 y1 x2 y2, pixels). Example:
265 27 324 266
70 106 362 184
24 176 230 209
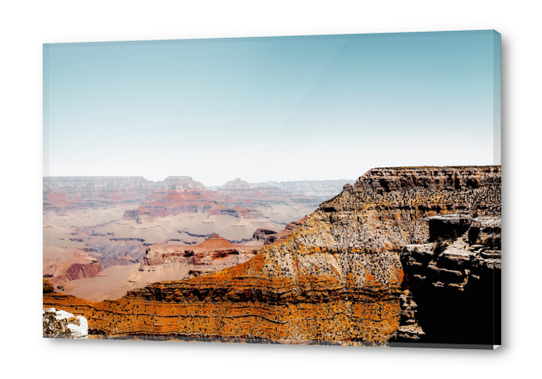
0 1 539 378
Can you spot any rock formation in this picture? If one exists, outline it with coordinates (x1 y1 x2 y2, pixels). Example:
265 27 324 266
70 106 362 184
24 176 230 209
252 216 308 245
43 166 500 347
43 308 74 338
252 228 278 243
158 176 205 190
140 234 258 279
220 178 251 189
43 249 103 289
43 278 89 339
43 277 55 294
400 214 501 347
43 308 88 339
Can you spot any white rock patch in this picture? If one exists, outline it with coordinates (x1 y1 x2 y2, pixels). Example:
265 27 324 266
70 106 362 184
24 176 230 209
44 308 88 338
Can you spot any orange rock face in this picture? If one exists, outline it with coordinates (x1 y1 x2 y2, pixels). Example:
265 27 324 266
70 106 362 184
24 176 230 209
43 166 501 346
43 278 55 294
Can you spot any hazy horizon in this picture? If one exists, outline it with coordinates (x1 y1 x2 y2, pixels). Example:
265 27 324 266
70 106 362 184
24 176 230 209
44 31 501 184
42 174 357 188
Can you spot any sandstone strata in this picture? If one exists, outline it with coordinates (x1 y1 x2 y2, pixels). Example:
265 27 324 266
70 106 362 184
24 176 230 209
43 166 501 347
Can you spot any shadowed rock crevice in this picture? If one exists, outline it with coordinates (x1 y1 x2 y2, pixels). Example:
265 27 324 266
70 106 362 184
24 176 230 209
400 215 501 347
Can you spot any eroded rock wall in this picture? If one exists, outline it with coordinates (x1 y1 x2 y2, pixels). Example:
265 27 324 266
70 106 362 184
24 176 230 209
400 215 501 347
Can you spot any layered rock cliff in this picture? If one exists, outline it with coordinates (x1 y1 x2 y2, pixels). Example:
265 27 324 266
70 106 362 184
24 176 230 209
400 214 501 347
43 166 501 347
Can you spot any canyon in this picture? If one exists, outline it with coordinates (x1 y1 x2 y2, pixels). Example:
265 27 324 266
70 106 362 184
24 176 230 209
43 176 338 301
43 166 501 347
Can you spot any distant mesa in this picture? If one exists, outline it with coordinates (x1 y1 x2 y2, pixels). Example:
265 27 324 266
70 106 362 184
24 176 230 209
139 233 259 279
159 176 205 190
192 233 237 251
220 178 251 189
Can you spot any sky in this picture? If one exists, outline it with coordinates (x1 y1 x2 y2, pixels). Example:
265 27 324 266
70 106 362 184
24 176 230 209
44 30 501 186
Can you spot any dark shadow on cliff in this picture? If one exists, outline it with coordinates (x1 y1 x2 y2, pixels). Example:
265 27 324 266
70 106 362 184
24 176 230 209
499 33 508 351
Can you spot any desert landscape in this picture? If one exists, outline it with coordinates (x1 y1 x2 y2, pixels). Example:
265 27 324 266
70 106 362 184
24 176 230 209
43 166 501 347
43 31 500 348
43 176 350 302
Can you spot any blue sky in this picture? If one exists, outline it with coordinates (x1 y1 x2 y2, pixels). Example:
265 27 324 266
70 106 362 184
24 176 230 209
44 30 500 186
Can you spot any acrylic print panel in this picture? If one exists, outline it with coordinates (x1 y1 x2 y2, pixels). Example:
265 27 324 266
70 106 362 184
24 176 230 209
43 30 501 348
